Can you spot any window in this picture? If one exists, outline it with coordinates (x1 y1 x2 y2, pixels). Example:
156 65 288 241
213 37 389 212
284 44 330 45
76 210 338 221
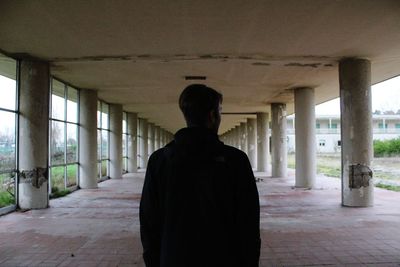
49 80 79 194
395 123 400 129
378 123 388 129
97 101 110 180
337 140 341 146
319 139 326 146
316 123 320 129
122 112 128 173
0 54 17 209
331 123 337 129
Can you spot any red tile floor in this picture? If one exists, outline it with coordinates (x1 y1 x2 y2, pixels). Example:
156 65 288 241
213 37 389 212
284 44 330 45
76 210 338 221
0 171 399 267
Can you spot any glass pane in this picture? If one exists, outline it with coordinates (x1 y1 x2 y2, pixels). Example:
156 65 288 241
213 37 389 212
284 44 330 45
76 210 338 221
0 111 15 172
123 117 127 134
122 134 126 157
98 162 102 180
0 172 15 208
0 54 17 111
66 164 77 187
123 158 127 172
67 87 78 123
51 121 65 165
51 79 65 120
101 160 108 177
102 103 109 129
101 130 108 159
66 123 78 163
97 130 101 160
97 101 101 128
50 166 65 192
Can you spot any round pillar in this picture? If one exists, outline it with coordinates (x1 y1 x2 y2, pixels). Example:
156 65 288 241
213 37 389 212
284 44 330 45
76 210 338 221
127 113 138 172
247 118 257 169
257 112 269 173
294 87 316 188
109 104 123 179
271 103 287 178
340 58 373 207
18 60 50 209
139 118 148 169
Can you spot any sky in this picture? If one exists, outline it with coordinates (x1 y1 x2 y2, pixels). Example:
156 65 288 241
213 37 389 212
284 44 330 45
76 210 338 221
316 75 400 115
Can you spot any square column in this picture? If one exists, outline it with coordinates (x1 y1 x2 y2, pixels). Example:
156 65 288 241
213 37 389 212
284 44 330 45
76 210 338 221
79 89 98 189
271 103 287 178
257 112 269 173
294 87 316 188
127 113 138 172
340 58 373 207
247 118 257 169
138 118 148 169
18 60 50 209
109 104 123 179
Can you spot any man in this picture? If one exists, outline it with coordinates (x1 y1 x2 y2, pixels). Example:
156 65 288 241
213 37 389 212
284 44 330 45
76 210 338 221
140 84 260 267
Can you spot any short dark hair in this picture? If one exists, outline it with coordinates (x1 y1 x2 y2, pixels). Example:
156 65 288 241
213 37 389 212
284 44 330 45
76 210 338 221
179 84 223 127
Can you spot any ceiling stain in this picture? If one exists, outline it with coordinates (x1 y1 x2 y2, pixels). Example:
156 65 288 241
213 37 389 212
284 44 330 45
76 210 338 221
285 62 322 68
252 62 271 66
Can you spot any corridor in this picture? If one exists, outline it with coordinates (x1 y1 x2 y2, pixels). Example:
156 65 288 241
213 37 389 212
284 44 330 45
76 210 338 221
0 171 399 266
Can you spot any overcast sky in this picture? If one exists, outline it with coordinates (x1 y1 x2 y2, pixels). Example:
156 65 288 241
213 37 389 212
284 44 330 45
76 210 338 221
316 75 400 115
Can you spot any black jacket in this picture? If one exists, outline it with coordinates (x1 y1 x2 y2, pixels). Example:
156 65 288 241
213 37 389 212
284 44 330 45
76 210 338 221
140 127 260 267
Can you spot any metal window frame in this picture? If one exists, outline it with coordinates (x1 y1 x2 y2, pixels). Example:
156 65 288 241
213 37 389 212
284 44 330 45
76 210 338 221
0 57 19 214
97 100 110 181
49 78 80 193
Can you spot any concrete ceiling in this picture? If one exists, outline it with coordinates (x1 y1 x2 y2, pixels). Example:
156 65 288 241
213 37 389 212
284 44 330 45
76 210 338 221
1 0 400 134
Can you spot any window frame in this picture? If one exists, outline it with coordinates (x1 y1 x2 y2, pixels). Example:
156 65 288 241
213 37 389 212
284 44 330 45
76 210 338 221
97 100 110 181
49 78 80 195
0 55 19 214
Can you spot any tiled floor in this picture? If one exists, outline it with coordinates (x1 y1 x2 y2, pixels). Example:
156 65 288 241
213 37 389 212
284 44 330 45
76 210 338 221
0 171 399 267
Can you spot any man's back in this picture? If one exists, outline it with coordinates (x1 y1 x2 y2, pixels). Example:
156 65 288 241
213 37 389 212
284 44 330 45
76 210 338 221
140 127 260 267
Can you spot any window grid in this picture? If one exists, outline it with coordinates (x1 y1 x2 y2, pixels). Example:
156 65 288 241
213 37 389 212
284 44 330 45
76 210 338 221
49 79 80 194
0 56 18 210
97 101 110 180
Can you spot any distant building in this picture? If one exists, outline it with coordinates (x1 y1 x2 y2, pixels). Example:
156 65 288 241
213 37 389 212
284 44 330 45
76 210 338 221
287 115 400 153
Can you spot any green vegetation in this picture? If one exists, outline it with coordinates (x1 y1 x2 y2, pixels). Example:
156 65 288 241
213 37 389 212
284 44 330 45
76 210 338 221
0 191 15 208
317 165 341 178
375 183 400 192
374 138 400 157
51 164 78 192
50 187 71 199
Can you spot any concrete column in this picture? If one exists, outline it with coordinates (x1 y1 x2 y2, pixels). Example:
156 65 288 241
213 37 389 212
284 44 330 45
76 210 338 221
257 112 269 172
154 126 160 150
234 126 240 148
79 89 98 189
294 88 316 188
247 118 257 169
109 104 123 179
127 112 138 172
139 118 148 169
339 58 373 207
239 122 248 154
271 103 287 177
148 123 155 156
18 60 50 209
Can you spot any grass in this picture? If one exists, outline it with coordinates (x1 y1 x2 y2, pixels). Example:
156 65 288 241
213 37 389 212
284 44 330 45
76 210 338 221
375 183 400 192
0 191 15 208
288 153 400 192
50 187 71 199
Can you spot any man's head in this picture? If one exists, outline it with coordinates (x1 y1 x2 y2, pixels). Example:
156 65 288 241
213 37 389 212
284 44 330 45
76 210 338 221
179 84 223 133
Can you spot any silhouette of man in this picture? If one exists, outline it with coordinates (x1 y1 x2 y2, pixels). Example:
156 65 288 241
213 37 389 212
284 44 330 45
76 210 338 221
140 84 260 267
